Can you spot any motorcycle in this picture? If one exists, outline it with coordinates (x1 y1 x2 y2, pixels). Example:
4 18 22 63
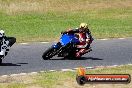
0 36 16 64
42 32 90 60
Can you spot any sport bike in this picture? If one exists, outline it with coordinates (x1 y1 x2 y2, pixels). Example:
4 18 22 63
0 37 16 64
42 32 90 60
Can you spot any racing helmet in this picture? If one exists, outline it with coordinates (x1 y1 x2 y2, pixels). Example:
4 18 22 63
79 23 88 32
79 23 88 29
0 30 5 38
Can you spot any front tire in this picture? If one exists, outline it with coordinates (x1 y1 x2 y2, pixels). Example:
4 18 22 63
42 47 56 60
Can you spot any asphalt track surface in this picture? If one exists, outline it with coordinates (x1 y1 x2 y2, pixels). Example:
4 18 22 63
0 38 132 75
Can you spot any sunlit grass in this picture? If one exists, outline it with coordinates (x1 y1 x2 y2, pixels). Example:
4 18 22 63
0 0 131 42
0 65 131 88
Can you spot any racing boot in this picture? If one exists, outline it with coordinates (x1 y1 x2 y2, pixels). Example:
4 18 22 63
76 52 82 58
85 47 92 53
75 49 86 58
76 48 92 58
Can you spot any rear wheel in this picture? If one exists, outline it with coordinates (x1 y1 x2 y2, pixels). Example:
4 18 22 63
65 47 77 59
63 51 77 59
42 47 56 60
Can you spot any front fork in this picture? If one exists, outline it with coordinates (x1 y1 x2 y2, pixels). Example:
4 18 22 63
52 42 68 57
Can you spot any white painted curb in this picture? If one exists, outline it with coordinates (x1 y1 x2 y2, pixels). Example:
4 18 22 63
118 38 125 39
98 39 108 40
40 42 49 44
18 37 127 45
20 43 28 45
0 64 130 78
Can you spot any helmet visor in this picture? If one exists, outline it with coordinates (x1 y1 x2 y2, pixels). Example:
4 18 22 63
79 27 87 32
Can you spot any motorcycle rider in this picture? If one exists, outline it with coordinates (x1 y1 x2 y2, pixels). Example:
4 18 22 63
63 23 93 58
0 30 16 49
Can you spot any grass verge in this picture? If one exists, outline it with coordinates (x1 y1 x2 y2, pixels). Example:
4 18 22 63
0 0 132 42
0 65 131 88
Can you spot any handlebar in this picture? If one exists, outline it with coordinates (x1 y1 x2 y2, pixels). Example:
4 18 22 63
61 31 67 34
61 31 74 35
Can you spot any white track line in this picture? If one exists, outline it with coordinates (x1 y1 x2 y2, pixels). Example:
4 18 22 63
40 71 46 73
0 64 131 77
18 38 128 45
40 42 49 44
61 69 74 72
72 68 78 70
86 67 94 69
1 75 8 78
118 38 125 40
113 65 118 66
20 43 28 45
49 70 56 72
128 64 132 65
29 72 38 75
99 39 108 40
10 74 19 77
19 73 27 76
40 71 45 73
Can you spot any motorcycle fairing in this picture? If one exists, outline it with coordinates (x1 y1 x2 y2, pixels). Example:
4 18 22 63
60 34 79 46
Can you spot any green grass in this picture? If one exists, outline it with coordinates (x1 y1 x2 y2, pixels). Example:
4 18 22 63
0 65 131 88
0 83 26 88
0 0 132 42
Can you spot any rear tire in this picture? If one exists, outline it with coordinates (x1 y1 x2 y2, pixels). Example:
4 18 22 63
65 51 77 59
42 47 56 60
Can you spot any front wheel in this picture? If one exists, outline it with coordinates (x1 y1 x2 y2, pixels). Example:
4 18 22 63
42 47 56 60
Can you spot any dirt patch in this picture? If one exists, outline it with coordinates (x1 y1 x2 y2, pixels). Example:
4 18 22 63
0 0 131 14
